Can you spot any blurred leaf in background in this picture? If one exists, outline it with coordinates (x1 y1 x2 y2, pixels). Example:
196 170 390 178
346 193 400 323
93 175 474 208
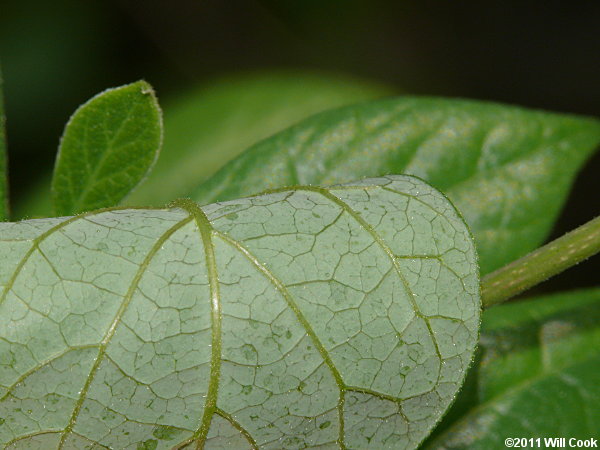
191 97 600 275
425 288 600 449
127 71 391 205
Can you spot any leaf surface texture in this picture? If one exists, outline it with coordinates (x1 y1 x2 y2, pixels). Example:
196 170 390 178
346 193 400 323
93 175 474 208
0 175 479 449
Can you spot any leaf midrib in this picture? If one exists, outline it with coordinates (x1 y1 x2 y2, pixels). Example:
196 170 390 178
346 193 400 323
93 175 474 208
70 101 143 214
169 200 223 450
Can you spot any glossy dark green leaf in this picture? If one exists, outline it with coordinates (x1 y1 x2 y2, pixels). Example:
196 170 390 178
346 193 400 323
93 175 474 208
0 175 479 449
426 288 600 449
126 72 390 206
193 97 600 275
0 67 8 221
51 81 162 216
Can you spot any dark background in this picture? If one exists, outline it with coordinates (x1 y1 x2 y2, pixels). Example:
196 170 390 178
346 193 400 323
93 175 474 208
1 0 598 292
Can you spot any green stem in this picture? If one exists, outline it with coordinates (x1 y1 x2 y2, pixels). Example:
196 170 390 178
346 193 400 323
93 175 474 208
0 65 8 221
482 215 600 308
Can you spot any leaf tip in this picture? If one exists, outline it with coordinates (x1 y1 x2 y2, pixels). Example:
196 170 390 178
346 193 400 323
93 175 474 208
133 79 157 97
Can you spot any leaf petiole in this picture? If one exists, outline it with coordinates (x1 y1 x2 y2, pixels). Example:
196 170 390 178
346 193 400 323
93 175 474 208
481 215 600 307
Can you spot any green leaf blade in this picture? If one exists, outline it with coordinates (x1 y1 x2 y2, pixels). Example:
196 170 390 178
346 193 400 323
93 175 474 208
426 288 600 449
51 81 163 216
0 175 480 449
192 97 600 275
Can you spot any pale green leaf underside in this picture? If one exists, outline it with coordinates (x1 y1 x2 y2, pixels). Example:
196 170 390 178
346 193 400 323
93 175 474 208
0 175 480 449
51 81 162 217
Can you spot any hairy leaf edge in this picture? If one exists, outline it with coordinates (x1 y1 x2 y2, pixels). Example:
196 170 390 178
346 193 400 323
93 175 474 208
50 81 163 215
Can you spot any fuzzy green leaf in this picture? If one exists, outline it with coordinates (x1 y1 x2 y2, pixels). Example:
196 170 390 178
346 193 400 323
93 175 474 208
0 175 479 449
192 97 600 275
0 67 8 221
51 81 162 216
126 72 390 206
426 288 600 449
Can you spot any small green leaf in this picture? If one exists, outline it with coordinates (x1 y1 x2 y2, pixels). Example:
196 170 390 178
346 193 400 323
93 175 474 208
0 66 8 221
51 81 162 216
0 175 479 449
426 288 600 449
193 97 600 275
126 71 390 206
